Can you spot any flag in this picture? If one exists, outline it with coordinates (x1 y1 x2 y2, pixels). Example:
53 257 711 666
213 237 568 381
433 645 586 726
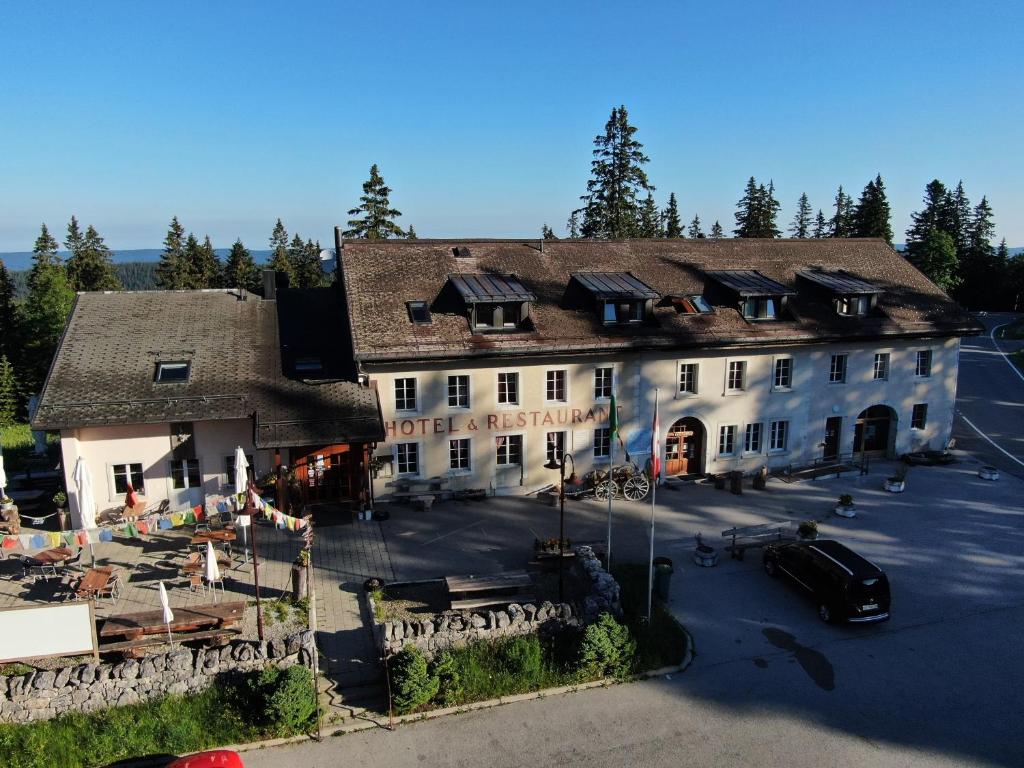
651 394 661 479
609 390 618 438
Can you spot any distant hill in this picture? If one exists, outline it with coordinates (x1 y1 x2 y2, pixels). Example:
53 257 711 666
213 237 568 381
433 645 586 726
0 248 272 272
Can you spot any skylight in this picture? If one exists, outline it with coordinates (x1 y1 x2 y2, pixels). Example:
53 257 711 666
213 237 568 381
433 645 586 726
407 301 432 324
155 361 190 383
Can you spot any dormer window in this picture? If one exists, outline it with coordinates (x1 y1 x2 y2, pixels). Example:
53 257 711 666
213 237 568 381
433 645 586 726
155 361 190 383
797 270 882 318
569 272 660 325
838 295 870 316
407 301 432 324
743 297 778 320
706 271 793 323
603 300 644 324
447 274 536 333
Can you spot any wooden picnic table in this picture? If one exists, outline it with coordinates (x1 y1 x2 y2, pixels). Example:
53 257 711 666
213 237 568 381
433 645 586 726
99 600 246 641
33 546 74 564
446 572 534 611
191 530 236 545
75 566 115 599
180 551 232 574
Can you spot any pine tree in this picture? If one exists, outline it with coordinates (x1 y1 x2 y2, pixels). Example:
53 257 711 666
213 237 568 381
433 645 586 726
22 257 74 392
709 221 724 239
915 230 960 292
637 193 663 237
812 210 828 238
405 225 418 239
267 219 295 285
156 216 188 289
67 224 122 291
828 186 854 237
663 193 683 238
905 180 950 259
29 224 62 293
566 211 580 239
223 239 260 293
0 355 18 427
186 235 221 288
955 197 997 308
344 164 406 239
761 181 782 238
947 181 972 256
0 259 17 365
734 178 780 238
789 193 813 238
851 175 893 243
290 237 324 289
575 106 653 239
541 224 557 240
688 215 704 239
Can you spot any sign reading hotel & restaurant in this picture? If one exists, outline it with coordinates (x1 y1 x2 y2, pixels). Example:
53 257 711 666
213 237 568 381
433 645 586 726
384 405 616 438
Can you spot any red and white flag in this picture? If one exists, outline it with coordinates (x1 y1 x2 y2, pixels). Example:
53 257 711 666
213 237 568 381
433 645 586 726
651 392 661 480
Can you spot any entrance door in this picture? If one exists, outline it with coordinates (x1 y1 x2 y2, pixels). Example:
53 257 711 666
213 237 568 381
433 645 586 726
169 459 203 509
293 445 356 505
665 418 704 476
823 417 842 461
854 405 895 456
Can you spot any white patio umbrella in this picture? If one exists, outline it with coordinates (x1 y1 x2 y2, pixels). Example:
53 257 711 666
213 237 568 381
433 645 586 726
205 540 222 601
233 446 249 498
72 457 97 565
0 445 7 500
158 580 174 645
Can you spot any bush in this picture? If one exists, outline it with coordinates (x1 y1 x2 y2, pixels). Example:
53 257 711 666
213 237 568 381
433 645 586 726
389 646 439 714
432 650 463 707
578 613 636 679
248 665 316 734
500 635 543 678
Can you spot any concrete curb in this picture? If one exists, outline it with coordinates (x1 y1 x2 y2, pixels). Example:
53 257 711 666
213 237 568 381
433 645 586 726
222 629 694 756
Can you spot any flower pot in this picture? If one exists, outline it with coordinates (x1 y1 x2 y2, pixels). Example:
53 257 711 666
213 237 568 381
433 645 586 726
833 504 857 518
978 466 1000 481
692 545 719 567
884 479 905 493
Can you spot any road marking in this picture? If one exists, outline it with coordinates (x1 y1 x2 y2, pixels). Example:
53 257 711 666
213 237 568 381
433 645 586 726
421 520 483 546
957 411 1024 468
990 323 1024 384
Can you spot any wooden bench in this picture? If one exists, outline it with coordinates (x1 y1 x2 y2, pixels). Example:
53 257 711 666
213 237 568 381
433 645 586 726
721 522 797 561
100 601 246 641
99 628 241 658
446 572 535 611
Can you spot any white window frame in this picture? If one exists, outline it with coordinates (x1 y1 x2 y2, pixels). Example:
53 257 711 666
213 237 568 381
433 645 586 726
768 420 789 452
773 357 793 391
495 433 524 467
915 350 932 378
448 437 472 473
829 353 847 384
593 426 611 459
447 373 471 409
725 360 747 394
546 431 566 464
110 462 145 499
873 353 890 381
496 369 521 409
395 441 422 477
743 422 763 454
911 403 928 430
678 361 699 396
394 377 418 412
718 425 737 457
545 369 568 404
594 367 613 400
169 458 202 491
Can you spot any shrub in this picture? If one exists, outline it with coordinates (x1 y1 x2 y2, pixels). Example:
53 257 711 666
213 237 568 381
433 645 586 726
500 635 543 678
578 613 636 679
838 493 854 507
389 646 439 714
248 665 316 734
798 520 819 538
432 650 463 707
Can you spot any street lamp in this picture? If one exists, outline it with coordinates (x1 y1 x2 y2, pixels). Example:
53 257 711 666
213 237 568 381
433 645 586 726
543 451 574 603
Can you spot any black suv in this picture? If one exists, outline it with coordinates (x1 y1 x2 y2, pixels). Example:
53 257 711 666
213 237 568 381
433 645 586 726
763 539 891 623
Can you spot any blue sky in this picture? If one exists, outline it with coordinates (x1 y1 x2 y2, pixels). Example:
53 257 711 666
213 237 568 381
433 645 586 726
1 1 1021 252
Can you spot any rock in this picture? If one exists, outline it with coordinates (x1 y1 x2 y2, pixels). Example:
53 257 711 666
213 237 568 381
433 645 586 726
71 689 90 705
269 638 286 658
469 614 486 629
523 603 538 621
54 668 72 689
420 620 434 636
116 690 139 707
168 650 193 672
285 634 303 656
139 659 156 679
495 611 510 628
33 670 55 690
486 610 497 629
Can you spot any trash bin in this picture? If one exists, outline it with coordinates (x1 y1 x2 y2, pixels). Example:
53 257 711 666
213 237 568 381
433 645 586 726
652 556 674 602
730 470 743 495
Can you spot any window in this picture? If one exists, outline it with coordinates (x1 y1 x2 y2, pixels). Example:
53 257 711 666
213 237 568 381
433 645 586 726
873 353 889 381
727 361 746 392
829 354 847 383
593 427 610 458
679 363 698 395
718 425 737 456
911 404 928 430
744 423 762 453
112 463 144 495
769 420 789 451
773 358 793 389
155 361 190 383
546 370 567 402
396 443 419 475
474 303 496 328
170 459 201 489
603 300 643 324
448 375 470 408
742 297 778 320
915 350 932 377
395 378 417 411
407 301 431 324
838 295 869 316
449 438 471 471
594 367 613 400
497 372 519 405
546 431 565 464
501 303 521 328
671 295 712 314
224 454 254 481
294 357 322 374
495 435 523 466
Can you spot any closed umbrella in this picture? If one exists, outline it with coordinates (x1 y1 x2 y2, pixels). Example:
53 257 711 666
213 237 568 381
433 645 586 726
72 457 97 565
158 581 174 645
205 541 221 600
233 447 249 498
0 446 7 500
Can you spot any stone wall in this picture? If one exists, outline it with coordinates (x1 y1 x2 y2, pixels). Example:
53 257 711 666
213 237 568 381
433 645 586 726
372 546 622 659
0 630 316 724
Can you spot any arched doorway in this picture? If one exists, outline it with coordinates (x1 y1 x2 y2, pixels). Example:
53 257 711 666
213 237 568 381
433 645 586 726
854 405 897 457
665 417 705 476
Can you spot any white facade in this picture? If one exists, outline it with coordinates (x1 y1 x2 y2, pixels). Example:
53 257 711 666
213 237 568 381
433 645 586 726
368 336 959 496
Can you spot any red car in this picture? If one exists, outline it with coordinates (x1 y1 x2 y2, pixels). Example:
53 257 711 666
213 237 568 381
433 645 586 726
168 751 244 768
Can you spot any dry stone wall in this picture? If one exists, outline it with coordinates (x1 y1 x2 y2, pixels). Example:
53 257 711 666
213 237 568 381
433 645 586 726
0 630 315 724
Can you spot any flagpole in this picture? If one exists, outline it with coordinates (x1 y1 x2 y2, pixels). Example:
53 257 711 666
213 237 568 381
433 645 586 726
646 388 659 623
606 377 615 571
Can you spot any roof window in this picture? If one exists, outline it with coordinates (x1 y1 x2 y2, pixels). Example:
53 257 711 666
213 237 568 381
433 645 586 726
669 295 713 315
155 361 190 383
407 301 432 324
295 357 323 373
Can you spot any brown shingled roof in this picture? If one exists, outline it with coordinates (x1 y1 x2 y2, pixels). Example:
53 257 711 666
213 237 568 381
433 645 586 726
339 238 982 363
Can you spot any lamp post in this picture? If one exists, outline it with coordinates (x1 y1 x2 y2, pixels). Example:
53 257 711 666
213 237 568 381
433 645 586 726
544 451 574 603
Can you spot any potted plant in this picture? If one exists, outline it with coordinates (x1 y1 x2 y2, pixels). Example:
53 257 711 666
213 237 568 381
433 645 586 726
834 493 856 518
52 490 67 510
884 467 907 493
0 494 13 511
692 532 719 567
798 520 819 540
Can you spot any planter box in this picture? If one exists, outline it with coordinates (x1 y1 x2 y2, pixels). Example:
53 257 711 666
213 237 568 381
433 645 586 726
884 479 906 493
978 466 1000 481
692 547 719 567
833 505 857 518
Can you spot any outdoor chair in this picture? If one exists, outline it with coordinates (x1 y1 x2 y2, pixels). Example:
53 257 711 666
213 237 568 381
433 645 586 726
58 550 84 574
97 572 121 605
187 573 206 595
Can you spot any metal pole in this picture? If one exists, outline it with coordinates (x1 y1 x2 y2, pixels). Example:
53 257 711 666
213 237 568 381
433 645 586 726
245 486 265 642
646 389 659 623
558 456 566 604
606 405 614 571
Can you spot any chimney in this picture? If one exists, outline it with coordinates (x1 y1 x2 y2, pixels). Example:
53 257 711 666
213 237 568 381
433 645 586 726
333 226 346 295
262 269 277 300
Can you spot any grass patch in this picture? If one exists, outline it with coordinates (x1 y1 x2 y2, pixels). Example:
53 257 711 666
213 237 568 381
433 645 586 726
997 318 1024 339
612 563 689 672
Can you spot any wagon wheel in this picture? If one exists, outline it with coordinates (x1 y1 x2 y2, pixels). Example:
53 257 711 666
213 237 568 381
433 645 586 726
593 480 620 500
622 473 650 501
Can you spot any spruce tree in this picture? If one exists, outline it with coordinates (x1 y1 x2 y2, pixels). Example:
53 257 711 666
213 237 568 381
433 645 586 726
955 197 996 308
905 180 950 258
812 210 828 238
575 106 653 239
344 164 406 239
663 193 683 238
65 216 85 264
733 177 760 237
405 225 418 239
267 219 295 285
541 224 557 240
67 224 122 291
637 193 663 237
0 259 17 365
29 224 62 293
566 211 580 239
828 186 854 237
915 230 960 292
291 237 324 289
761 181 782 238
688 215 704 239
709 221 724 239
156 216 187 289
851 175 893 243
223 239 259 293
0 355 18 427
186 235 221 288
789 193 813 238
947 181 972 256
